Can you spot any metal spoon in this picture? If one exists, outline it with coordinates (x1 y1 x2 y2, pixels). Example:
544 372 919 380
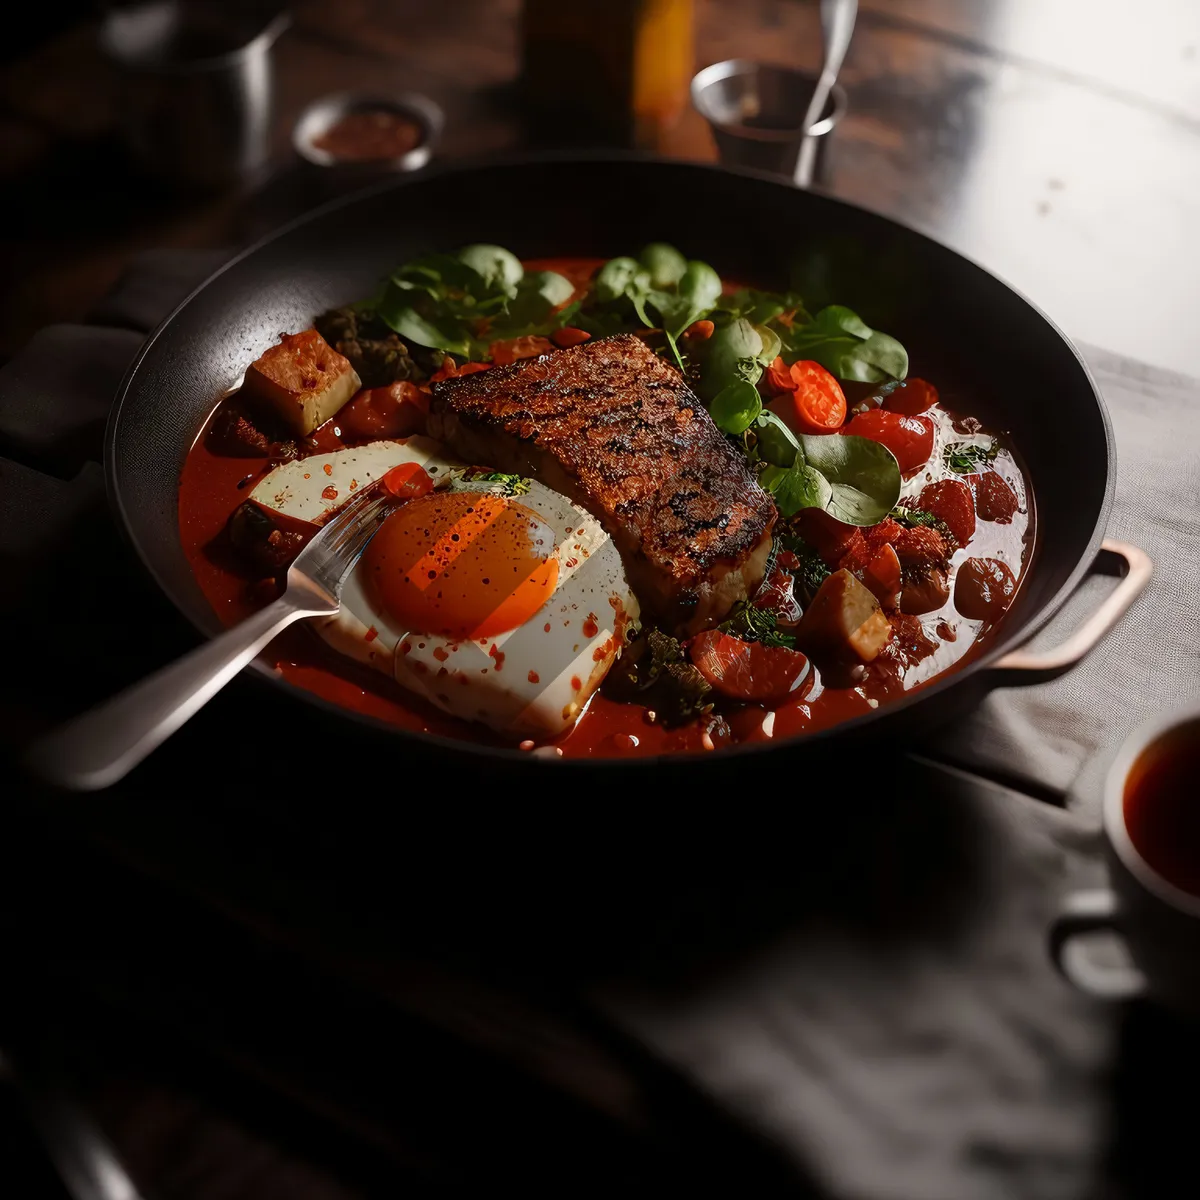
794 0 857 188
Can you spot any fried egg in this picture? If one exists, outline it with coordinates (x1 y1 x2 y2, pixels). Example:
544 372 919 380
252 440 639 737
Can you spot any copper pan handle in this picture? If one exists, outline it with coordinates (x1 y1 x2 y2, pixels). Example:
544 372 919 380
989 538 1152 686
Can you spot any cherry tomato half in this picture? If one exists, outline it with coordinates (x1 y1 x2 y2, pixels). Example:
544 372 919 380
965 471 1018 523
882 378 938 416
767 359 847 434
954 557 1016 621
338 382 429 442
842 408 934 473
382 461 435 501
917 478 976 546
689 630 812 704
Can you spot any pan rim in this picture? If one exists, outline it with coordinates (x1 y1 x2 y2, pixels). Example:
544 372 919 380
104 151 1116 769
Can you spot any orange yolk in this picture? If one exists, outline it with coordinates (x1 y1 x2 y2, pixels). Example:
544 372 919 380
363 490 560 640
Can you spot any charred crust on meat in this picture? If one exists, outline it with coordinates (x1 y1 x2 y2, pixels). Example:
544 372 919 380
428 335 776 629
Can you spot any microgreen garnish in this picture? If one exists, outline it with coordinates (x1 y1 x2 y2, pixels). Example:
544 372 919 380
942 442 999 474
718 599 796 649
460 469 531 496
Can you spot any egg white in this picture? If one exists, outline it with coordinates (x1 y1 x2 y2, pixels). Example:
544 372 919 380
249 436 453 522
250 441 639 738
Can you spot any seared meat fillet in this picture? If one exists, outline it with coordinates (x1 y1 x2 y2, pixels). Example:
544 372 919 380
429 334 776 631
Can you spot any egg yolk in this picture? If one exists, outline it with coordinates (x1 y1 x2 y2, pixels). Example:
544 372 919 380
363 490 560 640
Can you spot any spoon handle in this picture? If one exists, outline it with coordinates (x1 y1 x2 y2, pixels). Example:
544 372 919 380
795 0 858 188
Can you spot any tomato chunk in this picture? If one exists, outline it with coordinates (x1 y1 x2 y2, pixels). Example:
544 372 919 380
767 359 847 434
965 471 1018 523
764 356 796 397
883 378 938 416
954 557 1016 621
551 326 591 348
689 630 811 704
863 543 902 608
430 357 491 383
917 478 976 546
337 382 429 441
792 506 858 565
489 335 555 365
843 409 934 473
382 461 435 501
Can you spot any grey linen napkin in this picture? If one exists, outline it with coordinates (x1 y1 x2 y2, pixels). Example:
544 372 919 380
5 252 1197 1199
928 346 1200 814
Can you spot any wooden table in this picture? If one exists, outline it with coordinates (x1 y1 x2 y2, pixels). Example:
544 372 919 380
3 3 1199 1196
2 0 1198 373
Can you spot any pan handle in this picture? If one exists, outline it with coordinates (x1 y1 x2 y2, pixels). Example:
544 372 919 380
989 538 1152 686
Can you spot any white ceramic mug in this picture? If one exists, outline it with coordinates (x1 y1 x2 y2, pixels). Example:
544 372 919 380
1050 703 1200 1012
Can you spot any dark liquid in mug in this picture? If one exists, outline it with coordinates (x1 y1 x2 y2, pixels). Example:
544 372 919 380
1123 728 1200 896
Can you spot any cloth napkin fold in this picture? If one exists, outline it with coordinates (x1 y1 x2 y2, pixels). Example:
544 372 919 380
4 250 1197 1200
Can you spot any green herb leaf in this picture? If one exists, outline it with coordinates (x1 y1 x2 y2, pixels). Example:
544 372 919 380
797 433 902 525
942 441 999 474
675 261 722 321
753 410 800 468
455 244 523 293
657 261 723 366
489 270 576 336
697 317 765 401
761 458 833 517
376 282 473 357
638 243 688 289
775 534 831 605
718 287 810 326
710 378 763 435
593 257 642 304
459 469 531 496
782 305 908 382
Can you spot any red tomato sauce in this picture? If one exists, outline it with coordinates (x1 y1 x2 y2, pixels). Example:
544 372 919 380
176 258 1035 759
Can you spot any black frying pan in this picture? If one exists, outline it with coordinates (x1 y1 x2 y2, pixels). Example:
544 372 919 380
105 155 1148 775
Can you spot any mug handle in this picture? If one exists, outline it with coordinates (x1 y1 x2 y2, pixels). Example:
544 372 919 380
1049 889 1147 999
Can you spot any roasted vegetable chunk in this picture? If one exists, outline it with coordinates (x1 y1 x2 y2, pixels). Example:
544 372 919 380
243 329 361 437
795 569 892 665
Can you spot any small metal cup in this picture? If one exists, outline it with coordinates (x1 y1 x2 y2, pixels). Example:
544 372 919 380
100 1 291 191
292 92 443 180
691 60 846 185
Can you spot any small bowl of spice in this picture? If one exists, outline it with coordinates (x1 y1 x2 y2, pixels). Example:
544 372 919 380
293 91 443 178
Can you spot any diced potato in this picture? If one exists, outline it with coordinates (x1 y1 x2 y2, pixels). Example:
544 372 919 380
796 569 892 664
243 329 362 436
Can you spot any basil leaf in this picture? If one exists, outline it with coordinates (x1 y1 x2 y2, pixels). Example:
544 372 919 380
797 433 902 525
456 244 523 293
394 252 495 297
754 410 800 467
676 261 722 321
531 270 574 309
376 294 472 357
709 378 762 435
626 269 657 329
719 287 808 325
783 305 909 382
489 270 576 337
698 318 764 401
594 257 641 304
761 459 832 517
639 242 687 289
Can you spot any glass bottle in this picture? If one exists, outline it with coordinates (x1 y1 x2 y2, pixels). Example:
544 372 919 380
520 0 695 149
